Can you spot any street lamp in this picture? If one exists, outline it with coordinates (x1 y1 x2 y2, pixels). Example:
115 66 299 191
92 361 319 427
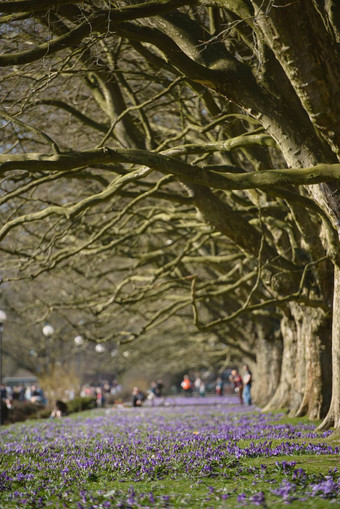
74 335 85 389
111 348 119 381
0 309 7 426
42 323 54 373
95 344 105 383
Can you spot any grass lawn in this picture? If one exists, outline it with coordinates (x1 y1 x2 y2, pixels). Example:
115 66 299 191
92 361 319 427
0 397 339 507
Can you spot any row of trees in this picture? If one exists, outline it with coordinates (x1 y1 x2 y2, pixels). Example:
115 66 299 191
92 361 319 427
0 0 340 429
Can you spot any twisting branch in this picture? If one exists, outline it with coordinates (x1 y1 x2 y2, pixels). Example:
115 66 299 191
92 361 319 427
0 164 153 241
0 111 60 154
0 0 198 67
1 148 340 189
0 0 86 14
196 256 331 331
34 100 110 135
97 77 184 147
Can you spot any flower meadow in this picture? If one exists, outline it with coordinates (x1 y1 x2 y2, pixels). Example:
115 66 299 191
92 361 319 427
0 396 339 508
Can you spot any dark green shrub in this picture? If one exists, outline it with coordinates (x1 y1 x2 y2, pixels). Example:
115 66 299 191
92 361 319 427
8 401 45 423
67 396 96 413
3 397 97 424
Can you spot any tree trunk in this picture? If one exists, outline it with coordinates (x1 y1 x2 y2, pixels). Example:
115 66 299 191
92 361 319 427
294 307 332 420
262 315 297 411
318 264 340 430
263 303 332 419
253 332 282 406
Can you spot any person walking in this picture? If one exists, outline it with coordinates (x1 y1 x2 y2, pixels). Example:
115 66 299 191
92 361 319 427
215 376 224 396
229 369 243 404
181 375 193 396
242 364 252 405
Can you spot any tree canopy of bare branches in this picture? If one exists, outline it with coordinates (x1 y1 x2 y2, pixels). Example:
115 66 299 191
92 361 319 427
1 0 340 430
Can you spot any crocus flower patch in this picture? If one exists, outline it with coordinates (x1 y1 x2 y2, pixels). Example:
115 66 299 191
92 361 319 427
0 396 339 507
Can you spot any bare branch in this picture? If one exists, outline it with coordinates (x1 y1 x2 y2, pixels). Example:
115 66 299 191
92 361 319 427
1 148 340 189
0 0 198 67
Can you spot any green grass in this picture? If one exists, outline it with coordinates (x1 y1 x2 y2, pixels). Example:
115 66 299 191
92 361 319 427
1 408 339 508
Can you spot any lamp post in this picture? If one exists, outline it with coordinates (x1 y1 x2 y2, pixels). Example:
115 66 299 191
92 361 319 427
74 335 84 389
111 348 118 381
42 323 54 374
0 310 7 426
95 344 105 383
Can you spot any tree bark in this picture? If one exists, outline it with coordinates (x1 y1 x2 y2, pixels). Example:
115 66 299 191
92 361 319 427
253 326 282 406
318 264 340 430
262 315 298 411
293 306 332 420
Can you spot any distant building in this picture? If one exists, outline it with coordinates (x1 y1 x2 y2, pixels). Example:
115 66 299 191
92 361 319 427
3 368 38 387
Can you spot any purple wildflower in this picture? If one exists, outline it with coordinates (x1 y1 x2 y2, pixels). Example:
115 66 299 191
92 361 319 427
249 491 266 506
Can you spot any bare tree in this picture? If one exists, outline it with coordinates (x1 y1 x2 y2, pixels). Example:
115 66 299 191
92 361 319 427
0 0 340 429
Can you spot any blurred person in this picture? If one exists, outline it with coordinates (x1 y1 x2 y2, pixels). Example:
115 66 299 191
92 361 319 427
11 386 20 401
30 385 44 404
110 380 118 395
156 379 164 397
243 364 252 405
131 387 145 407
181 375 193 396
1 383 8 401
25 385 32 401
147 381 158 406
19 385 26 401
215 376 224 396
96 387 105 407
50 400 68 418
199 380 206 397
114 382 122 394
194 376 201 396
0 384 11 411
194 377 206 397
80 384 87 398
103 382 111 395
229 369 243 404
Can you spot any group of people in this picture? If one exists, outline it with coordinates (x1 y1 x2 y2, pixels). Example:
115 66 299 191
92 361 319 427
2 367 253 416
0 383 46 409
131 379 164 407
180 365 253 405
0 379 122 420
80 380 122 407
180 375 206 396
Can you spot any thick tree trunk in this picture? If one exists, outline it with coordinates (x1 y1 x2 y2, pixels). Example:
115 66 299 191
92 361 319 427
294 307 332 420
252 0 340 153
287 306 306 416
318 264 340 430
262 315 297 411
253 332 282 406
263 304 332 419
